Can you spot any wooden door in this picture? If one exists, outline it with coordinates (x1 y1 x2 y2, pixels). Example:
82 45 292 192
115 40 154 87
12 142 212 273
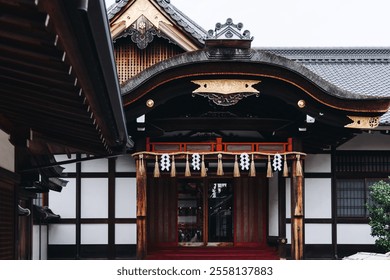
234 176 266 246
147 177 177 247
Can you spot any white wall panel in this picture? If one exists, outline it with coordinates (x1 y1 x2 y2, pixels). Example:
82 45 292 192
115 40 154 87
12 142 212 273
115 224 137 244
54 154 76 172
337 224 376 244
305 154 331 173
81 224 108 244
116 155 136 172
33 225 47 260
305 178 332 218
268 175 278 236
285 178 291 219
48 224 76 244
305 224 332 244
49 178 76 218
81 155 108 172
115 178 136 218
0 129 14 172
337 132 390 150
81 178 108 218
286 223 291 244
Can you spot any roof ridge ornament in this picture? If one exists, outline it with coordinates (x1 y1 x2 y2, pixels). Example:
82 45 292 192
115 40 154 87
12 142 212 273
205 18 253 48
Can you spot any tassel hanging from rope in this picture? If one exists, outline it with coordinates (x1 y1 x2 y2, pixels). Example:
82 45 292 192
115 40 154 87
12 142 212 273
249 154 256 177
295 154 303 177
283 154 289 177
233 155 240 177
217 153 224 176
170 155 176 177
185 154 191 177
201 154 207 177
138 154 146 176
267 155 273 178
153 155 160 178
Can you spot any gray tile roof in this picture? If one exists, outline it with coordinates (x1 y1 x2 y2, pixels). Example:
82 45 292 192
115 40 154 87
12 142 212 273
259 48 390 125
107 0 207 44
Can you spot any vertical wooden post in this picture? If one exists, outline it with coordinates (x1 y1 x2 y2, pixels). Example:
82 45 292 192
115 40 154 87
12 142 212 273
291 155 304 260
136 157 147 259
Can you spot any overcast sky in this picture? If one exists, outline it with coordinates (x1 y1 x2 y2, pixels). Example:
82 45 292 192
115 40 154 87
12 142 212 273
105 0 390 47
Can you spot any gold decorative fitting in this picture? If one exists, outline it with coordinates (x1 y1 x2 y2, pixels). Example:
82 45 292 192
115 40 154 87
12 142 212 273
297 100 306 108
192 79 260 106
345 116 380 129
192 79 260 95
146 99 154 108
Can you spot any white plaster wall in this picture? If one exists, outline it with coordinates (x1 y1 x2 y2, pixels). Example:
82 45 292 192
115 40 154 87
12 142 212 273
305 154 331 173
81 178 108 219
305 178 332 218
0 129 14 172
268 175 278 236
48 224 76 244
81 224 108 244
305 224 332 244
49 178 76 218
54 154 76 172
116 155 136 172
285 178 291 219
81 155 108 172
286 223 291 244
337 224 376 244
115 224 137 244
32 225 47 260
337 132 390 150
115 178 136 218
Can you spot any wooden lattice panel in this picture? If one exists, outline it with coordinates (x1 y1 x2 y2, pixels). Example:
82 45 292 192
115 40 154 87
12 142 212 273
114 37 184 84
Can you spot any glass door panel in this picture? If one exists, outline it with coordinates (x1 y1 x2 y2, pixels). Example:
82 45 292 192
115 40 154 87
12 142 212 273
208 182 233 243
177 181 203 244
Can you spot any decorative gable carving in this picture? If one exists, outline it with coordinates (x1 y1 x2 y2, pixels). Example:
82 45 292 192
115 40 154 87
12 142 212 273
115 15 173 49
109 0 200 51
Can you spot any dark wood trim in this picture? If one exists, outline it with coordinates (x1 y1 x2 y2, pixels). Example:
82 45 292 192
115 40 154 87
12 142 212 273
60 172 136 178
108 158 116 259
49 218 137 224
75 154 81 259
304 173 332 178
287 218 332 224
331 149 338 259
336 218 370 224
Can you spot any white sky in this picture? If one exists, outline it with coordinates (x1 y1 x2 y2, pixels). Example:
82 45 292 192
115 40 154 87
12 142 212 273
105 0 390 47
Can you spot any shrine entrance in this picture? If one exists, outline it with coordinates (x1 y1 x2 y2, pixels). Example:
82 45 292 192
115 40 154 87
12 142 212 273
147 175 267 249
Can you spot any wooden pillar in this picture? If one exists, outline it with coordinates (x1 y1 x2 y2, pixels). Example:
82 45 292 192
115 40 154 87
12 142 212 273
290 154 304 260
136 157 147 259
278 172 287 259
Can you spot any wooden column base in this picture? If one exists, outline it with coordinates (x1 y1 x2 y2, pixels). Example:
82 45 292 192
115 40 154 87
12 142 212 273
136 217 147 259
